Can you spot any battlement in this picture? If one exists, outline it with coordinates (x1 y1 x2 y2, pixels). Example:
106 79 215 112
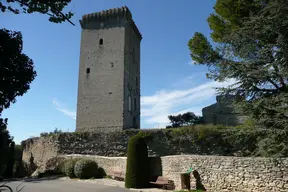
79 6 142 40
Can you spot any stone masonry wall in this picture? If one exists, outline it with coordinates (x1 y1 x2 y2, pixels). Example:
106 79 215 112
21 128 287 160
76 7 141 132
21 129 245 158
161 155 288 191
202 95 248 126
21 130 288 191
60 154 288 192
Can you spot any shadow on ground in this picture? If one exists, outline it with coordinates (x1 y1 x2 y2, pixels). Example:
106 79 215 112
2 176 63 184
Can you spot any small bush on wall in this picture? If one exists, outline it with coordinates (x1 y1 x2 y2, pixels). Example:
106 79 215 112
125 135 150 188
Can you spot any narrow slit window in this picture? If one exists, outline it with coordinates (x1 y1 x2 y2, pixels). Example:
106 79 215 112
86 68 90 74
99 38 103 45
134 98 136 111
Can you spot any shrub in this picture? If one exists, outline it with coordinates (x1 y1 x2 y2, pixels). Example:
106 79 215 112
3 141 15 178
74 159 98 179
96 167 106 178
56 159 70 174
64 158 81 178
125 135 150 188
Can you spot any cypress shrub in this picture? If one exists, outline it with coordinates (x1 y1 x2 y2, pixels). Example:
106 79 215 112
125 135 150 188
74 159 98 179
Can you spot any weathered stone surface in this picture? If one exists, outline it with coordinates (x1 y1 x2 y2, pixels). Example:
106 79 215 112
22 128 282 158
22 136 59 165
21 130 288 191
202 95 248 126
34 154 288 192
76 7 141 132
160 155 288 191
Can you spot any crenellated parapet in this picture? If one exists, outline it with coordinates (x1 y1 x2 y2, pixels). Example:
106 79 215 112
79 6 142 40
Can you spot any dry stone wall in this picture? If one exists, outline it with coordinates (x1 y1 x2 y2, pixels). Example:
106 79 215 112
21 129 288 191
161 155 288 192
59 154 288 192
22 128 281 159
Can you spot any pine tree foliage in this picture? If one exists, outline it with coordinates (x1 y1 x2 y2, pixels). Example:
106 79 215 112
188 0 288 129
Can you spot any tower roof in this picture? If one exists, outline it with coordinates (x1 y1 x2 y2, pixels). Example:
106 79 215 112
80 6 142 40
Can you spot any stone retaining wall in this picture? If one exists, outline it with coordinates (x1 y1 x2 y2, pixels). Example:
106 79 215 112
22 128 284 159
21 130 288 191
62 154 288 192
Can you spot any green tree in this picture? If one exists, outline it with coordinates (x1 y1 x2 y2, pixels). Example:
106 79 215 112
0 30 36 172
167 114 183 128
0 119 13 176
166 112 204 128
0 29 37 116
0 0 74 25
0 0 74 176
188 0 288 129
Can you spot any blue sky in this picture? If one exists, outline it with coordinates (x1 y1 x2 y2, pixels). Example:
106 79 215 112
1 0 235 144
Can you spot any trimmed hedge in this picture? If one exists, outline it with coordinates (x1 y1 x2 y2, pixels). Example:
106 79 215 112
74 159 98 179
56 159 69 174
64 158 81 178
125 135 150 188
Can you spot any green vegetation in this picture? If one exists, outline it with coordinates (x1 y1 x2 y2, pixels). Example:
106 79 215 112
105 175 112 179
56 159 70 174
0 0 74 25
188 0 288 129
166 112 204 128
2 142 15 177
57 158 106 180
0 0 74 177
0 28 36 175
40 128 63 137
164 125 288 157
64 158 81 178
136 130 153 142
31 124 288 158
96 167 107 178
74 159 98 179
125 135 150 188
0 123 13 177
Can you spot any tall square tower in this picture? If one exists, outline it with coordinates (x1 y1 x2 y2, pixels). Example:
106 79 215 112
76 6 141 132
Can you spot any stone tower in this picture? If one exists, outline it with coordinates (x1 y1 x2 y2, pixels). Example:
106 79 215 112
76 6 142 132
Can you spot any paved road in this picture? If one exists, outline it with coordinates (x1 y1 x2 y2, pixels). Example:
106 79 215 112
1 178 132 192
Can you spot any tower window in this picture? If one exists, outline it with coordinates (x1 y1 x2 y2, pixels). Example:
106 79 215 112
99 38 103 45
86 68 90 74
134 98 136 111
